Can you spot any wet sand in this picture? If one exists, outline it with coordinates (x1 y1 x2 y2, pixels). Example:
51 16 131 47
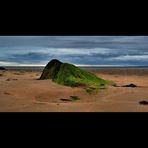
0 68 148 112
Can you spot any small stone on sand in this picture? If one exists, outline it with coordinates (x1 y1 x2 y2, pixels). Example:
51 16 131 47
4 92 11 95
122 83 137 87
60 98 72 101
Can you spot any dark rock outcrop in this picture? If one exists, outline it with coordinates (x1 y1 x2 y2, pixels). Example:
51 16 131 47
39 59 114 90
139 101 148 105
0 67 6 70
40 59 62 80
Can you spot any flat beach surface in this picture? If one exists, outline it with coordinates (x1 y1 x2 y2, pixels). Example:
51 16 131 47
0 68 148 112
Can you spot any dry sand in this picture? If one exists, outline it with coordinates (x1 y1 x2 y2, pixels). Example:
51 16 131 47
0 69 148 112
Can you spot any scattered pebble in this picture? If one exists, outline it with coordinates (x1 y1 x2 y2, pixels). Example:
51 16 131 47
13 72 22 75
60 96 80 102
6 78 17 81
4 92 11 95
6 79 10 81
122 83 137 87
60 98 72 101
0 74 4 76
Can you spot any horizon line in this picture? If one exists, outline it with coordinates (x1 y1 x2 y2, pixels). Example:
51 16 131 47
2 64 148 67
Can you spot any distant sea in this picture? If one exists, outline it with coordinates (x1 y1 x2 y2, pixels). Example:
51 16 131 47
4 66 148 71
5 66 44 71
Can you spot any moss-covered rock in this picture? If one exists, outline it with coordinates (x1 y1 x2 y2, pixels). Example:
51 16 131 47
40 59 115 92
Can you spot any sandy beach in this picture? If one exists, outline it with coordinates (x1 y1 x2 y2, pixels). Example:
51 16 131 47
0 68 148 112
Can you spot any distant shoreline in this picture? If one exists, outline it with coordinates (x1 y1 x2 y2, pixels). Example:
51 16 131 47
2 66 148 69
1 66 148 73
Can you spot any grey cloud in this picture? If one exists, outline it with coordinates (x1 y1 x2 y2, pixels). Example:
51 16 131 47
1 52 52 64
0 36 148 49
0 36 148 66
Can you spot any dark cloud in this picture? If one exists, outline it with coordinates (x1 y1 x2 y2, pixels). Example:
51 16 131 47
1 52 52 64
0 36 148 66
0 36 148 49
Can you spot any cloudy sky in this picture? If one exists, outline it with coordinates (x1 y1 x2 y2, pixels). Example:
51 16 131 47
0 36 148 66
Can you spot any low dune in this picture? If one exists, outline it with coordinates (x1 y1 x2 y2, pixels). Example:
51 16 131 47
0 69 148 112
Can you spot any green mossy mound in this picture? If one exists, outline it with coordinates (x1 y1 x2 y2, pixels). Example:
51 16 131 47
40 59 115 92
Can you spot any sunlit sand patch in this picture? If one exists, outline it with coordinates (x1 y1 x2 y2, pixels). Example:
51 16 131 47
1 68 148 111
6 78 18 81
35 94 59 103
13 72 23 75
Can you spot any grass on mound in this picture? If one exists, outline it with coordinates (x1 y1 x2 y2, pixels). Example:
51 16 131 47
54 63 114 93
